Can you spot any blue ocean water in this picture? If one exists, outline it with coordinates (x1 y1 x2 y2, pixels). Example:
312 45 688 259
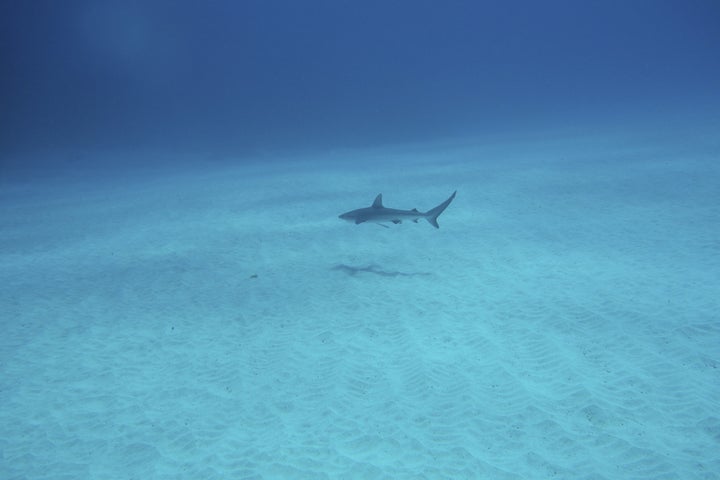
1 1 719 479
2 0 719 162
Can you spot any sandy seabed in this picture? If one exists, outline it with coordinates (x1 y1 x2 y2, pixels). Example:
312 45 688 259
1 134 719 479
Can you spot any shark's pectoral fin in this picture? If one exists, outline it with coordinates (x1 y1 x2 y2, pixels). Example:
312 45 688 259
412 218 419 223
376 223 390 228
392 219 402 224
355 219 366 225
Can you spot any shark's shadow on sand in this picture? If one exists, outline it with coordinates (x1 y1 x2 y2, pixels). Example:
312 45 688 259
332 264 432 278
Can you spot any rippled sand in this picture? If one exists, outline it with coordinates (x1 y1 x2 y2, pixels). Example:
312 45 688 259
2 136 719 479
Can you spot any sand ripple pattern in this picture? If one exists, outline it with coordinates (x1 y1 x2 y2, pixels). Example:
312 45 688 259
1 147 719 479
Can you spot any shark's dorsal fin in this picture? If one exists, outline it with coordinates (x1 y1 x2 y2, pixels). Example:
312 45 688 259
411 208 419 212
372 194 383 208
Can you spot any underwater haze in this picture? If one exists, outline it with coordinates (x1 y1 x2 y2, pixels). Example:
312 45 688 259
2 0 719 160
1 1 719 479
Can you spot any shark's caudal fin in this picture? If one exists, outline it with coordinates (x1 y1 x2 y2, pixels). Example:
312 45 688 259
425 191 457 228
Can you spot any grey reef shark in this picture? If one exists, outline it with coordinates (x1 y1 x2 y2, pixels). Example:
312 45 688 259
339 191 457 228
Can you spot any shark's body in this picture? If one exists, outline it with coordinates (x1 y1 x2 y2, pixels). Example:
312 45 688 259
339 191 456 228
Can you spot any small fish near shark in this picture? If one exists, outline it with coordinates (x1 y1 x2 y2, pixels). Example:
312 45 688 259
339 191 456 228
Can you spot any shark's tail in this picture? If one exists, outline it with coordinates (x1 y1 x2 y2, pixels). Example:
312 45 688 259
424 191 457 228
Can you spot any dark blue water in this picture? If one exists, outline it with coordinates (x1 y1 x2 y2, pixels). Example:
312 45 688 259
1 0 719 170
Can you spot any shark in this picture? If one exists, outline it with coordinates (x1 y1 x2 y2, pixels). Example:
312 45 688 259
339 191 456 228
